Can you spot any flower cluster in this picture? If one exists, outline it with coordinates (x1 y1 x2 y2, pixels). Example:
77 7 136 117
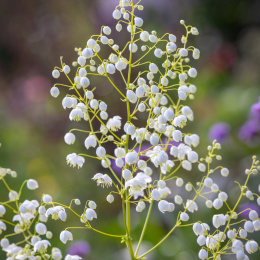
47 0 260 259
0 166 82 260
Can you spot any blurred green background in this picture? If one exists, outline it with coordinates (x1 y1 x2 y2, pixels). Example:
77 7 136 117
0 0 259 259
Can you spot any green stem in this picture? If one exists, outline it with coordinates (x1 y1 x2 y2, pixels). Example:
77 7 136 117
135 201 154 257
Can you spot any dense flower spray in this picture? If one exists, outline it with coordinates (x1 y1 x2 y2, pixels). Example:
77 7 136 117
0 0 260 260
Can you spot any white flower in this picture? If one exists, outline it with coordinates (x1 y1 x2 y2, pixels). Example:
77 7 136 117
0 205 6 217
245 240 258 254
35 223 47 235
0 221 7 234
84 135 97 149
85 208 97 221
125 173 151 193
186 200 198 213
244 221 254 233
173 115 187 127
206 236 218 250
60 230 73 244
69 108 84 121
92 173 112 187
212 214 226 228
64 133 76 145
158 200 170 213
27 179 39 190
34 240 51 253
193 48 200 59
88 201 97 209
140 31 149 42
107 116 122 131
66 153 85 168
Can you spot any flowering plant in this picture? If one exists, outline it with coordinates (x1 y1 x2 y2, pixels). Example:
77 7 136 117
1 0 260 260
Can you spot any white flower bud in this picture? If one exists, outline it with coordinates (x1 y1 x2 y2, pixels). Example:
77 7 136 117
63 65 70 74
38 206 46 215
244 221 254 233
112 10 121 20
64 133 76 145
197 235 206 246
187 151 198 163
0 238 9 248
176 178 184 187
52 69 60 78
140 31 149 42
218 192 228 202
158 180 166 189
43 194 52 203
59 211 67 221
123 169 132 180
103 26 111 35
77 56 86 67
82 48 93 59
179 48 188 57
227 230 236 239
106 194 114 203
134 17 143 27
172 130 182 142
35 223 47 235
174 195 183 205
180 212 189 221
0 205 6 217
80 77 90 88
151 189 160 201
149 63 158 74
154 48 163 58
96 147 106 158
221 168 229 177
125 151 138 165
198 163 206 172
88 201 97 210
188 68 197 78
75 199 81 205
27 179 39 190
213 199 223 210
198 249 208 260
9 190 18 201
50 87 60 98
204 178 213 188
239 229 247 238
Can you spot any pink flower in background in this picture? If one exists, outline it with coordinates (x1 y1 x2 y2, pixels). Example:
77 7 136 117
23 75 50 103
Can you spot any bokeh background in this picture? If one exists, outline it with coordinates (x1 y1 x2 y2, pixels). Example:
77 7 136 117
0 0 260 259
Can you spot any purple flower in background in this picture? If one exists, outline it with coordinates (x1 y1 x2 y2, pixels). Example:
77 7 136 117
238 202 260 219
67 241 91 258
208 122 231 143
250 97 260 119
238 119 259 142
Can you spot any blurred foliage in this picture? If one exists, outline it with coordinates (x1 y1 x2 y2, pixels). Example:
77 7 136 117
0 0 259 259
